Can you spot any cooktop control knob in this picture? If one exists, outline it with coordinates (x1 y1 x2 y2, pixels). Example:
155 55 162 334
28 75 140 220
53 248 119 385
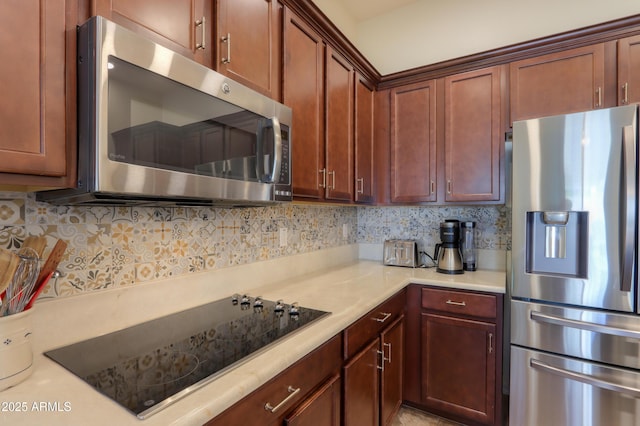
240 294 251 310
289 302 300 321
231 293 240 305
253 296 264 313
274 300 285 317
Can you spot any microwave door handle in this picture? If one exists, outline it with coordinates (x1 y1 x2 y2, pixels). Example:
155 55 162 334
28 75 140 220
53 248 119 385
270 117 282 183
620 125 635 292
256 117 282 183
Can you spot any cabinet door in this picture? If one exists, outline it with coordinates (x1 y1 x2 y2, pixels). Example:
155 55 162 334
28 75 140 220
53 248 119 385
0 0 69 180
618 35 640 105
284 374 341 426
325 46 354 201
510 44 605 122
444 66 503 202
355 74 375 203
421 313 496 425
283 8 325 200
217 0 281 99
380 316 404 426
390 80 437 203
93 0 211 66
343 338 380 426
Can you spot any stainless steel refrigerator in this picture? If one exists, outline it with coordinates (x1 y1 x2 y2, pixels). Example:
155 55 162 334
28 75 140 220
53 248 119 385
510 104 640 425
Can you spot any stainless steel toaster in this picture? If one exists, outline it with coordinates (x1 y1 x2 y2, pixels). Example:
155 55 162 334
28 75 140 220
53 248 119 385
383 239 419 267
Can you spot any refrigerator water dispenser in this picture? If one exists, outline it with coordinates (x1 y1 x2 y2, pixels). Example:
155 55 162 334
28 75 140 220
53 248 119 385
525 211 588 278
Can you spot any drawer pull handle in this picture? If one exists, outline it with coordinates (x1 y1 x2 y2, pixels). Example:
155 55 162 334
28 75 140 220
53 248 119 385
373 312 392 323
264 386 301 413
445 300 466 307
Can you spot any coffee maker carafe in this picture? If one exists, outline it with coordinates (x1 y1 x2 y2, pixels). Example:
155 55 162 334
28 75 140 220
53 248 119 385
434 221 464 274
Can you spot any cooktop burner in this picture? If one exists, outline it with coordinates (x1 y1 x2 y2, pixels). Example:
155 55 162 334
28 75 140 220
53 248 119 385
44 295 329 419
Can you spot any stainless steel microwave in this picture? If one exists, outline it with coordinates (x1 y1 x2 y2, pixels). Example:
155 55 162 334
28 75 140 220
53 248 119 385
38 16 292 206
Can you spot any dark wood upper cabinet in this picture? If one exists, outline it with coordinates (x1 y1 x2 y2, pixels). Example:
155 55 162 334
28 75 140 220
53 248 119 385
355 75 375 203
283 7 325 200
325 46 354 202
390 80 438 203
618 34 640 105
444 66 504 203
92 0 212 67
216 0 282 100
0 0 76 186
510 44 606 123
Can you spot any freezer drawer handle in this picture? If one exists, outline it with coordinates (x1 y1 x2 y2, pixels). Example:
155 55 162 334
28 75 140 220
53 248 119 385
531 310 640 339
530 359 640 398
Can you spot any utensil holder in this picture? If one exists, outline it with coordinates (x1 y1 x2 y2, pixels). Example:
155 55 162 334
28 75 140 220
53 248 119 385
0 308 33 391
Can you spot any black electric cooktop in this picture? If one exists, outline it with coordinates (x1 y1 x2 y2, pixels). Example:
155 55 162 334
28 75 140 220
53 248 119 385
45 295 329 419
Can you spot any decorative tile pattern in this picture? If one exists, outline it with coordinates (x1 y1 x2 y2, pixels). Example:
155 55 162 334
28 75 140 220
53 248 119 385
0 193 358 300
357 205 511 255
0 193 509 301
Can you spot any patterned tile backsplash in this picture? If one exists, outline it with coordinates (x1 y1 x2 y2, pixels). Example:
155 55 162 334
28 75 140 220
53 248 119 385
0 193 510 300
357 205 511 254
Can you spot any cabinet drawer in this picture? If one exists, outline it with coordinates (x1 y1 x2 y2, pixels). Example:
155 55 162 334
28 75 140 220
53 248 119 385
343 289 405 359
207 334 342 426
421 287 496 319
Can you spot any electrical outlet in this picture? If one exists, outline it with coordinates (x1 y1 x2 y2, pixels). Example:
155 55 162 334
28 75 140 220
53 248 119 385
279 227 287 247
343 223 349 239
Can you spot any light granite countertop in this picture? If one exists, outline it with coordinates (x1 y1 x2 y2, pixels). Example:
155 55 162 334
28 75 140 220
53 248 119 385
0 246 505 426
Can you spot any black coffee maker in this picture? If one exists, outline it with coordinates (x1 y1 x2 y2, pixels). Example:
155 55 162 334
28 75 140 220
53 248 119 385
434 220 464 274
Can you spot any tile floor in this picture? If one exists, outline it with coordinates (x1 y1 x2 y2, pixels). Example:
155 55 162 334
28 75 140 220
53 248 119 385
392 406 464 426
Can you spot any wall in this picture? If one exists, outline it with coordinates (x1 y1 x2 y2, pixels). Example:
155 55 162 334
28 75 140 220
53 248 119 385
0 193 357 300
0 192 509 301
313 0 640 74
357 205 510 265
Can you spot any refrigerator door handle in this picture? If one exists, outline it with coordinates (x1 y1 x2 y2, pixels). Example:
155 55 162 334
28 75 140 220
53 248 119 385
530 358 640 398
620 124 636 292
531 310 640 339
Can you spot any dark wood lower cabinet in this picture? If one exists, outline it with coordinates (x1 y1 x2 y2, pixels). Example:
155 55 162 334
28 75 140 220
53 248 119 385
343 338 380 426
206 335 341 426
343 314 405 426
421 313 496 425
284 374 341 426
404 284 504 426
380 317 404 426
207 286 503 426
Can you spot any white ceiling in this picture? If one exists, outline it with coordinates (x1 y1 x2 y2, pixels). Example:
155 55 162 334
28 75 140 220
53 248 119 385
340 0 417 21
